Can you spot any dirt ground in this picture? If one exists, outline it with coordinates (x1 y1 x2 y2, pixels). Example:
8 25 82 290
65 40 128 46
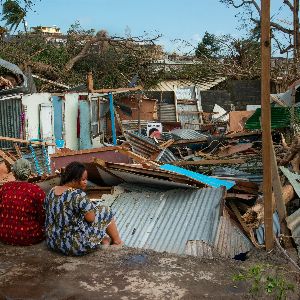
0 242 299 300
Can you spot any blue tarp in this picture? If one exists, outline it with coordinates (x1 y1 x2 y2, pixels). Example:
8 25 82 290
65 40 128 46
160 164 236 190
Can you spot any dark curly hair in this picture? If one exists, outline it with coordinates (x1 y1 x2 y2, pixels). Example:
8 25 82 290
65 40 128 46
60 161 86 185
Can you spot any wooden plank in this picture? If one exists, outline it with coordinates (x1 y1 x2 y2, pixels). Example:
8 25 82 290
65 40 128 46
91 85 143 93
0 149 15 172
14 143 22 159
271 143 287 220
0 136 56 146
172 137 207 146
171 158 245 166
228 201 262 248
178 111 204 114
116 148 160 167
158 139 175 149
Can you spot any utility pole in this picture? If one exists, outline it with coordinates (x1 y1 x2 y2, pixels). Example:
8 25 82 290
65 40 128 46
261 0 274 250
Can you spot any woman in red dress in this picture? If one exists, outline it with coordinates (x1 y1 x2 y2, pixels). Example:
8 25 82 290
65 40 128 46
0 159 46 245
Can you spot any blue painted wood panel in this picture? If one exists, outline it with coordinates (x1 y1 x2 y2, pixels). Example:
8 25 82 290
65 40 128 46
51 96 63 140
79 100 92 149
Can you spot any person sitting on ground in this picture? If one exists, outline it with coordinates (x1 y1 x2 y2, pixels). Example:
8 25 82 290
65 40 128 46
0 159 46 246
44 161 123 256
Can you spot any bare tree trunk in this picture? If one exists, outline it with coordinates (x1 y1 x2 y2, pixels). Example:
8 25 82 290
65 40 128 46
293 0 300 76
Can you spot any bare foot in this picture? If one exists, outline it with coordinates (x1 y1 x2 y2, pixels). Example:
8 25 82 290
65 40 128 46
110 240 124 250
101 236 111 249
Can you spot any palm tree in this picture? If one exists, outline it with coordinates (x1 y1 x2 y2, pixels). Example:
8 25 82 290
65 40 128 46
1 0 27 33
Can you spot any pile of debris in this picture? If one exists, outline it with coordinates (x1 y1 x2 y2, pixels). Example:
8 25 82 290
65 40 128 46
1 84 300 264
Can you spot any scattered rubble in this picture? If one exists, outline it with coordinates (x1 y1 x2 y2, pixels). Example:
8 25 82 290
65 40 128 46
1 72 300 270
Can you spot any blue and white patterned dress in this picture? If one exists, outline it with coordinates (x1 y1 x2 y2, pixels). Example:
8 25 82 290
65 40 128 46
44 188 114 256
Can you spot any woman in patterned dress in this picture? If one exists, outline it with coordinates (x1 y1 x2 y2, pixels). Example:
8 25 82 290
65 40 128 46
0 159 46 245
44 161 123 256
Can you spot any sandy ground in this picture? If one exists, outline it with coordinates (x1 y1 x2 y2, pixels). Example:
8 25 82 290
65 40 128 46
0 242 299 300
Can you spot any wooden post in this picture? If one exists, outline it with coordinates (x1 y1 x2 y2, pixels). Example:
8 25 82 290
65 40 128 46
108 92 117 145
261 0 274 250
137 94 142 134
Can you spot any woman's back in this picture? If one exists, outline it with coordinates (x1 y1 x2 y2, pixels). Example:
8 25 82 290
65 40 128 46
45 187 96 255
0 181 45 245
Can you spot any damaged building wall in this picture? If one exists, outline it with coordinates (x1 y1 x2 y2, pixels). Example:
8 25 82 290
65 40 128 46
201 80 275 112
64 93 79 150
0 96 23 148
22 93 52 141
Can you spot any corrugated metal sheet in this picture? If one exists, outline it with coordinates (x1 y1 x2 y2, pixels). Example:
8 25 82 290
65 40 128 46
212 167 263 185
108 187 252 258
214 213 253 258
124 131 159 158
124 131 177 163
286 208 300 257
121 120 149 132
111 188 224 255
148 78 226 92
155 148 177 163
108 168 195 189
158 103 177 122
280 166 300 198
0 97 23 148
171 129 207 140
184 240 215 259
160 164 235 190
245 107 300 129
256 212 281 245
177 103 202 129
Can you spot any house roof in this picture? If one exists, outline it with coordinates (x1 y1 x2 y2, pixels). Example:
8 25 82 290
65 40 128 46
147 78 226 92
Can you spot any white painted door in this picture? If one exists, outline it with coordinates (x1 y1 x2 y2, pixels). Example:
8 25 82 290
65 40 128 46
39 103 54 141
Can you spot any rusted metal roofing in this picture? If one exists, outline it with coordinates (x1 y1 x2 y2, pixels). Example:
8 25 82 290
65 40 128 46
212 167 263 185
107 187 252 258
148 78 226 92
158 103 177 122
171 129 207 140
286 208 300 258
124 131 177 163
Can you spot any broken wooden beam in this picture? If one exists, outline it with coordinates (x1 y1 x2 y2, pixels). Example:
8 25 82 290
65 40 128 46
0 136 56 146
0 149 15 171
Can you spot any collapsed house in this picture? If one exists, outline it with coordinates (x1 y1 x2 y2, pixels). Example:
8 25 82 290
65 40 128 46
1 66 300 262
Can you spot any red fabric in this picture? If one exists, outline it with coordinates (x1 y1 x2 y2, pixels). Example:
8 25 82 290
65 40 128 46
0 181 46 246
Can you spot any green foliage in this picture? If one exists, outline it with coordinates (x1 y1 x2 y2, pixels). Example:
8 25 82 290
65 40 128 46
1 0 25 31
233 264 295 299
195 31 221 59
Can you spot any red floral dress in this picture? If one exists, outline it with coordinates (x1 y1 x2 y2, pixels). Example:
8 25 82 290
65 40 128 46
0 181 46 246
